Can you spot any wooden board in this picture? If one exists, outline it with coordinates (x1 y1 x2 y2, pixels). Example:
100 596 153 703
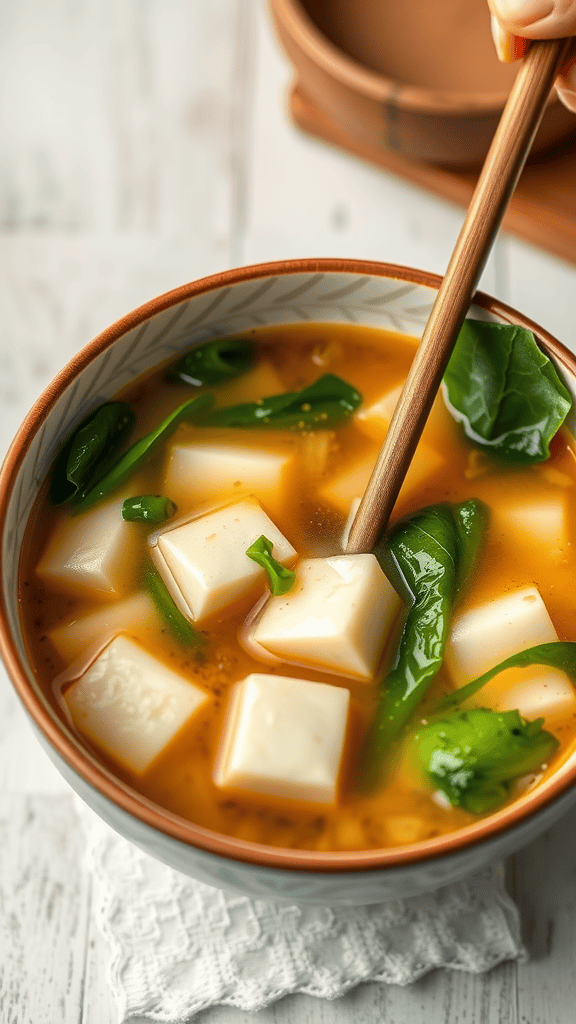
290 86 576 267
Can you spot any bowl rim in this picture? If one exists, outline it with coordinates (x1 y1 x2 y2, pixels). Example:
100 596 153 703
272 0 529 114
2 255 576 874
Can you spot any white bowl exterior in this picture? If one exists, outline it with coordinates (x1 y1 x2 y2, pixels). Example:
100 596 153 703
5 267 576 904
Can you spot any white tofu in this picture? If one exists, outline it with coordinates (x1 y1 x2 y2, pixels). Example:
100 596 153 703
356 384 447 444
37 496 139 598
214 673 350 804
355 382 403 441
492 492 569 558
63 635 208 774
152 499 297 623
48 592 159 663
445 586 559 686
319 444 444 516
164 441 295 514
478 664 576 726
214 361 284 407
250 554 401 681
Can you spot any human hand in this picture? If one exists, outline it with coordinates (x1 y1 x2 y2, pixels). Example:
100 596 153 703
489 1 576 112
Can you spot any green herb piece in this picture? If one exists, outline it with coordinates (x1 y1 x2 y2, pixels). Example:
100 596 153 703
415 707 558 814
246 535 296 596
200 374 362 430
362 499 488 788
73 393 215 513
436 641 576 712
169 336 255 387
443 319 571 464
453 497 489 596
50 402 135 506
144 562 205 652
122 495 176 523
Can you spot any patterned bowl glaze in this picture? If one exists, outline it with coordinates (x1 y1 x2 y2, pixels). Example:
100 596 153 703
3 259 576 905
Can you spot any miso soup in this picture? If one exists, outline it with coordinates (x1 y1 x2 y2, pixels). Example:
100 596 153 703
19 322 576 852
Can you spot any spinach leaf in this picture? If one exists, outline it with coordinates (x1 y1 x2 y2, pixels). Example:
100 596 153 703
246 535 296 596
122 495 176 523
453 497 489 596
50 402 135 506
436 641 576 712
362 499 488 788
415 707 558 814
73 392 215 513
200 374 362 430
169 337 255 387
144 562 205 653
443 319 571 464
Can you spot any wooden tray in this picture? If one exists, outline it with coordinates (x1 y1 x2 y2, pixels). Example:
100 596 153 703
290 86 576 267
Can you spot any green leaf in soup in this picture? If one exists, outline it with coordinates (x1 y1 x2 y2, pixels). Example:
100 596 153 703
144 562 205 653
415 707 559 814
49 402 135 506
122 495 176 523
245 535 296 596
362 504 459 788
443 319 571 464
435 641 576 712
362 498 488 789
200 374 362 430
452 497 489 597
169 336 255 387
72 392 215 513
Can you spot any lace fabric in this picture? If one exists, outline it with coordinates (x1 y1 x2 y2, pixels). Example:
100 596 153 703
81 807 526 1023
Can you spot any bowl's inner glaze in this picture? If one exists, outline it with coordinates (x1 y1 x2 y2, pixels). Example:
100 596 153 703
303 0 517 94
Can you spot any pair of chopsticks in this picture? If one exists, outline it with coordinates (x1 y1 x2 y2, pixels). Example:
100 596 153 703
346 38 571 554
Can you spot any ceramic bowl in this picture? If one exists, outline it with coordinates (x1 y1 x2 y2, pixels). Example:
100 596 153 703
270 0 576 166
3 258 576 905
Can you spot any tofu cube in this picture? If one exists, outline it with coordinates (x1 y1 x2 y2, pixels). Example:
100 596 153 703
63 635 209 774
492 492 570 559
319 444 444 517
250 554 402 681
37 496 138 598
445 586 559 686
356 384 447 444
164 440 295 514
152 499 297 623
479 664 576 726
214 673 350 803
48 592 159 663
214 361 284 407
355 382 403 441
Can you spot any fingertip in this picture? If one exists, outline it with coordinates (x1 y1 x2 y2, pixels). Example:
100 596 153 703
490 14 530 62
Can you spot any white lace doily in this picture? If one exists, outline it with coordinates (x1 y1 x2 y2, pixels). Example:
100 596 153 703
81 807 526 1023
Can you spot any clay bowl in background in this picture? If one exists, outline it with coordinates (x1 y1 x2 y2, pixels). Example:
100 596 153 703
4 259 576 904
270 0 576 166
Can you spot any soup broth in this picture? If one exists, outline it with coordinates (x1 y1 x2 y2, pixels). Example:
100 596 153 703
19 323 576 851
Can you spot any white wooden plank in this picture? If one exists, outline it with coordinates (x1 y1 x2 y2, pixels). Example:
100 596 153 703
193 962 517 1024
0 0 241 241
513 803 576 1024
244 2 502 298
505 237 576 354
0 795 90 1024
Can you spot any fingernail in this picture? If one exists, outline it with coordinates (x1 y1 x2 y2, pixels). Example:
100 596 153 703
490 15 528 61
491 0 554 26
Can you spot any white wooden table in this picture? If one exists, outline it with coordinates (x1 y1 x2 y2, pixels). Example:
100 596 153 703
2 3 576 1020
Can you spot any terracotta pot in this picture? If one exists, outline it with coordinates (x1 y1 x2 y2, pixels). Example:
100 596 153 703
2 258 576 904
270 0 576 166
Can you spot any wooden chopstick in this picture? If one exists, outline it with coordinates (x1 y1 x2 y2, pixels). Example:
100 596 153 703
345 37 571 555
